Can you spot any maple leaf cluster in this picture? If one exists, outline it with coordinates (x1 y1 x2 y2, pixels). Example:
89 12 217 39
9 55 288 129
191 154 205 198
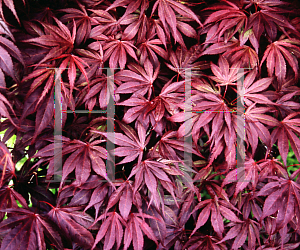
0 0 300 249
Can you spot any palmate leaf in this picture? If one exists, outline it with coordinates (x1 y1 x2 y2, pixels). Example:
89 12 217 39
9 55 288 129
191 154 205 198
261 38 300 84
0 142 14 187
151 0 202 45
169 81 223 143
0 207 63 250
170 84 237 167
136 24 168 67
144 204 167 245
165 45 209 79
61 139 110 186
271 112 300 166
127 158 183 210
115 59 159 99
158 79 185 115
218 218 260 250
274 90 300 118
190 197 242 238
21 63 63 115
230 191 263 222
183 234 227 250
244 0 292 12
120 13 148 42
90 9 121 37
124 212 159 250
115 98 156 135
84 181 111 218
153 130 202 161
22 66 55 106
102 35 138 69
116 79 185 134
22 19 90 97
92 212 126 250
244 105 278 153
239 69 274 106
21 69 71 143
115 95 149 124
0 186 27 221
105 181 134 220
80 72 120 110
34 138 110 186
75 45 104 83
23 17 76 66
55 53 90 95
24 21 90 104
106 0 148 18
203 0 247 43
201 38 239 56
223 45 259 69
247 10 300 42
48 205 94 249
209 55 245 92
222 157 261 197
140 80 185 124
258 158 289 180
22 59 87 116
92 122 150 165
59 3 95 45
257 175 300 231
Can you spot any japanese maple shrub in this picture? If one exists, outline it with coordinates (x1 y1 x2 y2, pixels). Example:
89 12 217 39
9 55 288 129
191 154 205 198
0 0 300 249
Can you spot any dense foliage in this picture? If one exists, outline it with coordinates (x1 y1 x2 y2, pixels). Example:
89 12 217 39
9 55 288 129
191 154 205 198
0 0 300 249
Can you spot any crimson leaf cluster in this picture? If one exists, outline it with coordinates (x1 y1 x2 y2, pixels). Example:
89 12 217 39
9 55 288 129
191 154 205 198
0 0 300 249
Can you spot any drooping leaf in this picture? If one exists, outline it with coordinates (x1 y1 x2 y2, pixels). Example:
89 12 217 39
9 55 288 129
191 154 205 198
0 207 63 250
